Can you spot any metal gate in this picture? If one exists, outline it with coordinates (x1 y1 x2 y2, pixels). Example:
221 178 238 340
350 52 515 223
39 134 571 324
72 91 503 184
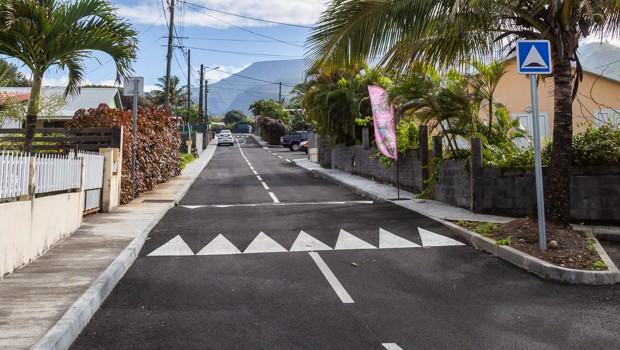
75 151 105 213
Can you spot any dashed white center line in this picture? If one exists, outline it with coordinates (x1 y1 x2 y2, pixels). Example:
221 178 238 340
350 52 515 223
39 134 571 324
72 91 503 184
253 170 258 175
309 252 354 304
261 182 270 190
256 175 263 181
250 166 254 170
278 156 283 159
286 159 291 163
268 192 280 203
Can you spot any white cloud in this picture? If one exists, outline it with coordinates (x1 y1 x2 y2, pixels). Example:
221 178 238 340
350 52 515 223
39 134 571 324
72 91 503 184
205 64 251 83
115 0 326 28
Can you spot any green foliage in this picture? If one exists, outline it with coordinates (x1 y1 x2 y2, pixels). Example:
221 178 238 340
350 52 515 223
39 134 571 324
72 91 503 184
66 104 182 204
258 116 286 145
180 153 195 170
496 236 512 246
585 237 597 252
0 59 30 87
592 261 608 270
472 222 499 235
224 110 246 125
416 157 442 199
355 116 373 126
249 99 288 121
572 124 620 166
396 118 419 154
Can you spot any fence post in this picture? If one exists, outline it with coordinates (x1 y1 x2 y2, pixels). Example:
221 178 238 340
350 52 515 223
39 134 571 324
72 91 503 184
432 136 443 159
470 138 482 212
99 148 115 212
362 127 370 150
419 125 429 192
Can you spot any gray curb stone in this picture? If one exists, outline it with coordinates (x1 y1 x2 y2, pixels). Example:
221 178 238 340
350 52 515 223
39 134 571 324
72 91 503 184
441 220 620 285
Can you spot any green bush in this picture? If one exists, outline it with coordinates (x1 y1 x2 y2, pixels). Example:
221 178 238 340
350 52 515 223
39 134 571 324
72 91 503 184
572 125 620 166
66 104 182 204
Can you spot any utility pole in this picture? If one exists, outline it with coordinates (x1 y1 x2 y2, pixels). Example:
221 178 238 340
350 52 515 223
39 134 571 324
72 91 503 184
187 49 192 149
199 64 204 128
204 80 209 123
164 0 175 110
278 82 282 104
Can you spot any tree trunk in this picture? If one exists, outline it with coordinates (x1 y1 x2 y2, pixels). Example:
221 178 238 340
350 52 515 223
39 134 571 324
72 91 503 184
545 54 573 225
24 75 44 153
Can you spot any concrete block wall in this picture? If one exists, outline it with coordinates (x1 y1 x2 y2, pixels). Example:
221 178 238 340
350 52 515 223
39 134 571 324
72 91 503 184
434 160 471 209
570 167 620 222
330 144 424 193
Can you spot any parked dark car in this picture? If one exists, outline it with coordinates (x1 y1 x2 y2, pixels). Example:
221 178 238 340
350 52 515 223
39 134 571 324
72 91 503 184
280 131 308 151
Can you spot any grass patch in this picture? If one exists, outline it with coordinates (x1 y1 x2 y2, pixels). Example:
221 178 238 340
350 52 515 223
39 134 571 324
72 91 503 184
181 153 196 169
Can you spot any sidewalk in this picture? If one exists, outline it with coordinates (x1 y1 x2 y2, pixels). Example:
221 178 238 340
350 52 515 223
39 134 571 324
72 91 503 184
1 136 618 349
0 141 217 350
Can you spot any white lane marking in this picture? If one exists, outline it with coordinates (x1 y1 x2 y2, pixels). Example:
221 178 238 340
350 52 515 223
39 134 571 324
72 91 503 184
253 170 258 175
290 231 332 252
379 228 421 249
197 234 241 255
418 227 465 247
147 235 194 256
250 166 255 170
309 252 354 304
286 159 291 163
278 156 283 159
263 147 269 149
256 175 263 181
268 192 280 203
261 182 270 190
244 232 288 254
382 344 404 350
335 229 376 250
247 162 252 166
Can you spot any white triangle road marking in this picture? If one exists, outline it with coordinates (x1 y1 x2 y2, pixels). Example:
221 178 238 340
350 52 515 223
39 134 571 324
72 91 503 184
418 227 465 247
147 235 195 256
196 234 242 255
244 232 288 254
290 231 332 252
379 228 421 249
334 229 376 250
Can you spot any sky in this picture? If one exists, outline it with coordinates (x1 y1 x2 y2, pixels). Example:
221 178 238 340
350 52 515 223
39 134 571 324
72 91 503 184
4 0 329 93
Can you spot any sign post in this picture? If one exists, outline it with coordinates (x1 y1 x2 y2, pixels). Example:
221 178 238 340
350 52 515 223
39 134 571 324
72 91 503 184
123 77 144 199
517 40 552 251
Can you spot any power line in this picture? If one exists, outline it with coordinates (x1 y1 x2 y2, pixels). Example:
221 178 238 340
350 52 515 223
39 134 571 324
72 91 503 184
184 37 304 43
180 1 313 29
183 46 302 59
209 67 298 87
183 2 303 48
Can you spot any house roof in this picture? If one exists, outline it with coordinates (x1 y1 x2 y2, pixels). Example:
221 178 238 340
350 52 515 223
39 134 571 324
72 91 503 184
0 87 122 119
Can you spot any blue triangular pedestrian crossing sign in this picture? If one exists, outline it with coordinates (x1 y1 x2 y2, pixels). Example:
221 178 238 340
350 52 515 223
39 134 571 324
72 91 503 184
517 40 552 74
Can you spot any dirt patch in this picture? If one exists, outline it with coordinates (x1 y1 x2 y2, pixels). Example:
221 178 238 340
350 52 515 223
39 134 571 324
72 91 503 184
453 217 607 270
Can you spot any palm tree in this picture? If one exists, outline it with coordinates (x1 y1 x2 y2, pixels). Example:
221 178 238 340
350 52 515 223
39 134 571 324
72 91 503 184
0 0 138 151
307 0 620 225
153 75 187 108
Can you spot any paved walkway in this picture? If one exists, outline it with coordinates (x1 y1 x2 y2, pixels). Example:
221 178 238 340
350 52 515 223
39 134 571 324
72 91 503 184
1 136 618 349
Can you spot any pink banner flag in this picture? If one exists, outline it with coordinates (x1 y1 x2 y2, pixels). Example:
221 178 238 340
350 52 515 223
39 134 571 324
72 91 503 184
368 85 397 159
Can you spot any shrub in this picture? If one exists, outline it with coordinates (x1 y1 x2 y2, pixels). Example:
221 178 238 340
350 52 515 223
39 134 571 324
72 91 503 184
65 104 182 203
572 125 620 166
258 116 286 145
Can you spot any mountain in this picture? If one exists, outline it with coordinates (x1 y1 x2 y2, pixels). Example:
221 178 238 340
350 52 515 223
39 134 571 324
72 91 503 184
577 41 620 79
195 59 306 116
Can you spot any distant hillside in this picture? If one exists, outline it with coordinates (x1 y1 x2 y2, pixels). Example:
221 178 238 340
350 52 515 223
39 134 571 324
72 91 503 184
198 59 306 116
578 41 620 78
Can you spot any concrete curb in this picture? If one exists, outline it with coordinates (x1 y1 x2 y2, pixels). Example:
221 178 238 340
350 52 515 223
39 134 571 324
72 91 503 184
31 143 217 350
293 159 620 285
442 220 620 285
31 202 174 350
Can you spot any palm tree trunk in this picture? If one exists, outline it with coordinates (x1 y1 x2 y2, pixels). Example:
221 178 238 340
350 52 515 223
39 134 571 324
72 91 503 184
24 75 43 153
545 55 573 225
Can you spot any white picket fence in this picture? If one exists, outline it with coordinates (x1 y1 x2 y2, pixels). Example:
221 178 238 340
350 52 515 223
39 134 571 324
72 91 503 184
0 152 30 199
0 151 104 201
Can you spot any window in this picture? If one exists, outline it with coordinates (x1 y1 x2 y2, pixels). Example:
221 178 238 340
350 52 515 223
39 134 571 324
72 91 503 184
594 109 620 128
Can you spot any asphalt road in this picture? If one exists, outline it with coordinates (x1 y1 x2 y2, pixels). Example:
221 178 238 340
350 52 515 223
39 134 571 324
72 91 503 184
71 135 620 349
